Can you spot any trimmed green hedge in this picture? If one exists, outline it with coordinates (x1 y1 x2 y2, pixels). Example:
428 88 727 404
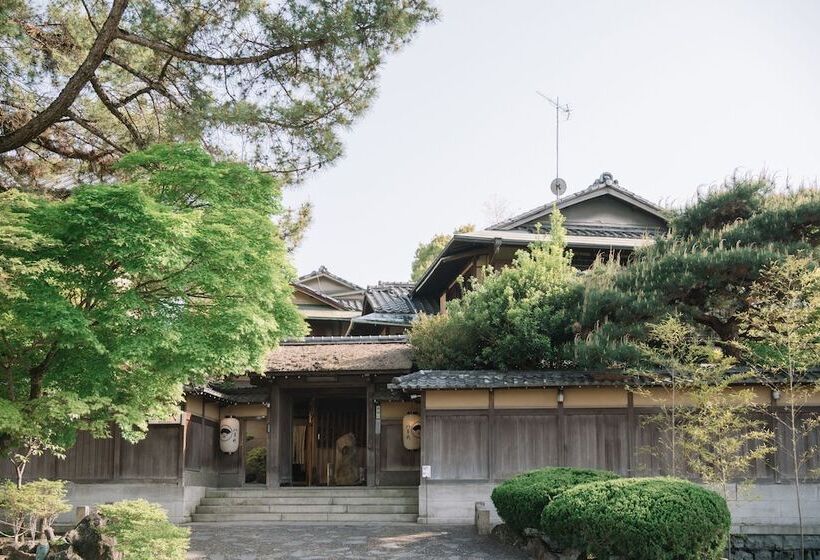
540 477 731 560
490 467 620 533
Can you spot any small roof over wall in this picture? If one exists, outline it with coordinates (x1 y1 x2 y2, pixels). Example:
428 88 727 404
391 368 820 391
391 370 640 390
265 335 414 375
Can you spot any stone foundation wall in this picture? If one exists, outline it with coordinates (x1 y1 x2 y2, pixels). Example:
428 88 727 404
419 480 820 533
731 535 820 560
55 482 208 527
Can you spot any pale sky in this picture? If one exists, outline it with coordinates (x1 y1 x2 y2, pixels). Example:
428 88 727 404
284 0 820 286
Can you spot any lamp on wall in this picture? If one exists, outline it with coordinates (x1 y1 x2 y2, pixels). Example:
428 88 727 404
557 388 564 404
772 389 781 401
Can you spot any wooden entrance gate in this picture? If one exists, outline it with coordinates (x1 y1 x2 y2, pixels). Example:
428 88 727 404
298 397 366 486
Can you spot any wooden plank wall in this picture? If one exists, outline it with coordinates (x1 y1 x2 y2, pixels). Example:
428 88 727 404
184 415 219 473
0 424 183 484
424 401 820 483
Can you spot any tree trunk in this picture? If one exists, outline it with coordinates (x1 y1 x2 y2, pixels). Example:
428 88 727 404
0 0 130 153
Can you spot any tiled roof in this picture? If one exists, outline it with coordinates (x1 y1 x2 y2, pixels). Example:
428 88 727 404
350 312 417 327
365 282 438 315
517 222 667 239
391 370 640 390
282 335 407 345
391 368 820 391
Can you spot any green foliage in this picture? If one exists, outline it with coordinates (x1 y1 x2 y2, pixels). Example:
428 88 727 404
0 144 305 470
671 176 772 238
738 255 820 375
490 467 619 533
411 209 580 370
0 0 436 188
98 500 189 560
0 190 55 299
245 447 267 484
541 477 730 560
637 316 775 489
0 479 70 543
737 255 820 552
410 225 474 282
575 177 820 368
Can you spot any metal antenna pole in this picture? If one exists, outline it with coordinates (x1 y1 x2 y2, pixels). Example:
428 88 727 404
536 91 571 180
555 96 559 179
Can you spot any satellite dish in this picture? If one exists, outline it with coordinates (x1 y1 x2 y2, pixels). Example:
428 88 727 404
550 177 567 197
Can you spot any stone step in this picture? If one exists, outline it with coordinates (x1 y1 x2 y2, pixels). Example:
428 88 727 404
199 496 417 506
190 512 419 523
205 487 417 498
195 504 417 514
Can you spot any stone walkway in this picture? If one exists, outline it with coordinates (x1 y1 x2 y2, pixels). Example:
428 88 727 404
186 523 527 560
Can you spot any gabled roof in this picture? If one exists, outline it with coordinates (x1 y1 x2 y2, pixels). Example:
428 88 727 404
490 172 668 231
412 173 669 297
293 265 364 312
297 265 364 293
292 282 353 311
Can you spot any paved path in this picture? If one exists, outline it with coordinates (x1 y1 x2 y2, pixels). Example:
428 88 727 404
186 523 527 560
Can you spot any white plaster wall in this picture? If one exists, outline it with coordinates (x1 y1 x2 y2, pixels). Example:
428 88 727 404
418 481 820 534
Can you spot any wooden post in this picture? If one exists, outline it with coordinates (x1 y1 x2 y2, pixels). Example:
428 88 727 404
200 397 205 470
488 390 495 482
366 379 376 487
112 425 122 481
557 388 566 467
771 393 781 484
177 414 185 486
268 385 280 488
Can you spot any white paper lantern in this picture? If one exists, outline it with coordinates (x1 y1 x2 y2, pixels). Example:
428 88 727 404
219 417 240 454
402 413 421 451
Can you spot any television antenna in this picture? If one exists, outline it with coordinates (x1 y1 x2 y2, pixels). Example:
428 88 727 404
536 91 571 198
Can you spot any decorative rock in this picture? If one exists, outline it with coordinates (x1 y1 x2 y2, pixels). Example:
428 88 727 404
333 433 359 486
491 523 527 550
61 513 118 560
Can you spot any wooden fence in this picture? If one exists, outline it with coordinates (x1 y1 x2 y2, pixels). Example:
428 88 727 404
423 404 820 483
0 423 183 484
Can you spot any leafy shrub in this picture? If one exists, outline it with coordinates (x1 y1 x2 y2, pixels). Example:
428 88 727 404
245 446 267 483
0 479 71 543
411 208 581 370
540 477 730 560
490 467 619 533
98 499 189 560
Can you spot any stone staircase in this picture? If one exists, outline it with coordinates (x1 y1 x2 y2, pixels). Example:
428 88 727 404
191 486 419 523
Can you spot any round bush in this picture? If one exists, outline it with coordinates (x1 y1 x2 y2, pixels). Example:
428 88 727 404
490 467 620 533
540 477 730 560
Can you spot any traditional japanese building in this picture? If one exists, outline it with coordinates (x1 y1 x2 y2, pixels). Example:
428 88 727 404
9 172 820 533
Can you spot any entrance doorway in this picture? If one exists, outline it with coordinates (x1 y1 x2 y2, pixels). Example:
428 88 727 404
291 395 366 486
243 418 267 485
